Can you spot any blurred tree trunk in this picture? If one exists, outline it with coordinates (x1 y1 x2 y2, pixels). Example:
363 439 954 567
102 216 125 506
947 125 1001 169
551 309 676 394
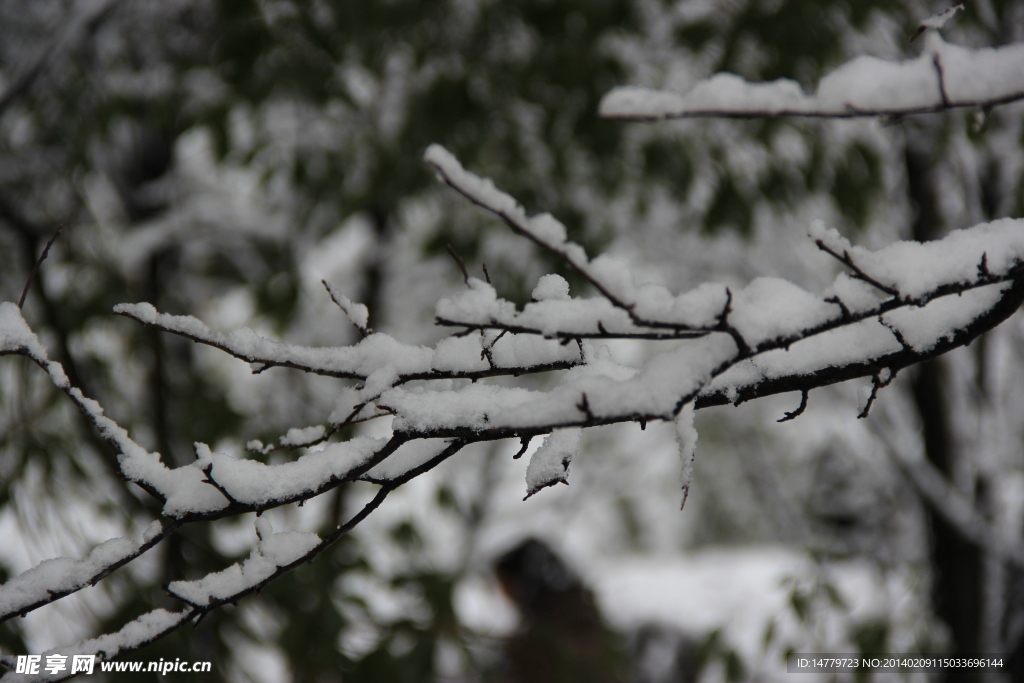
905 127 1023 681
906 129 981 682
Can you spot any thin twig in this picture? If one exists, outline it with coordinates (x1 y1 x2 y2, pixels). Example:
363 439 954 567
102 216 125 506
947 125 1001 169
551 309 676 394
933 53 951 108
18 224 63 309
200 465 240 506
814 241 899 296
447 243 470 285
778 390 809 422
858 376 884 419
322 279 371 337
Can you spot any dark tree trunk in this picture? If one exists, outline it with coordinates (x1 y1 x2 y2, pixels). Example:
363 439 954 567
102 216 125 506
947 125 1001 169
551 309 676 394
904 135 984 682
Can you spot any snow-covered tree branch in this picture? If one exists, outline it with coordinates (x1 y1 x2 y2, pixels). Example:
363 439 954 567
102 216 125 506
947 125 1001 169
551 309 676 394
600 35 1024 121
2 129 1023 675
3 4 1024 677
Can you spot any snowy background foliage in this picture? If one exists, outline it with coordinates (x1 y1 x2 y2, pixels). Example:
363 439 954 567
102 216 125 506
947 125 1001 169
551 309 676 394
2 1 1024 681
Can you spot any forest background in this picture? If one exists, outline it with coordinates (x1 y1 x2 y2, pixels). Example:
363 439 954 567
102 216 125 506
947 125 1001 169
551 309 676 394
2 0 1024 681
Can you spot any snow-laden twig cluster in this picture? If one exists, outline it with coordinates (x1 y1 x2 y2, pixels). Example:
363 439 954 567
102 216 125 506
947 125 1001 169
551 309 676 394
2 141 1024 678
600 35 1024 120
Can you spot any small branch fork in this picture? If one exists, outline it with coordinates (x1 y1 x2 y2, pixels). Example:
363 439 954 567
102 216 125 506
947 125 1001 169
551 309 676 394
813 240 899 296
426 150 713 335
200 465 239 506
396 272 1024 443
428 154 1023 363
858 369 896 419
714 287 751 357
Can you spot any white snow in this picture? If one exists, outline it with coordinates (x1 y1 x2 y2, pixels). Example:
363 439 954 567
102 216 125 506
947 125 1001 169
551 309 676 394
328 386 389 425
0 609 192 683
675 403 697 510
168 526 320 607
531 274 571 301
280 425 327 447
811 217 1024 301
816 52 938 111
730 278 837 348
823 273 883 316
384 334 737 434
117 299 579 381
437 288 638 337
938 37 1024 103
431 334 490 372
881 283 1009 352
425 145 526 219
917 4 964 31
703 318 902 402
114 302 434 379
525 428 581 498
426 146 670 322
191 437 384 507
361 439 456 483
587 548 911 679
0 304 220 520
599 35 1024 119
557 343 638 384
4 129 1024 670
322 280 370 331
488 332 580 369
0 537 139 618
646 282 732 329
0 302 49 358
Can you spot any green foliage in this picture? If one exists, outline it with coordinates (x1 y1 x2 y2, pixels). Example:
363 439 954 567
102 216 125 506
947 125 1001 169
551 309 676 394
717 0 903 86
693 628 747 682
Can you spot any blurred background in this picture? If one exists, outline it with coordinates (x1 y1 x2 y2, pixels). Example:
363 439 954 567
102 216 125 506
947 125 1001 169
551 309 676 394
1 0 1023 680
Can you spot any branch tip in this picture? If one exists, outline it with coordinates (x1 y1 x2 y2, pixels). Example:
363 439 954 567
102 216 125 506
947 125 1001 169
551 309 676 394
447 244 470 286
778 390 809 422
18 223 63 309
977 252 990 278
577 392 594 421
